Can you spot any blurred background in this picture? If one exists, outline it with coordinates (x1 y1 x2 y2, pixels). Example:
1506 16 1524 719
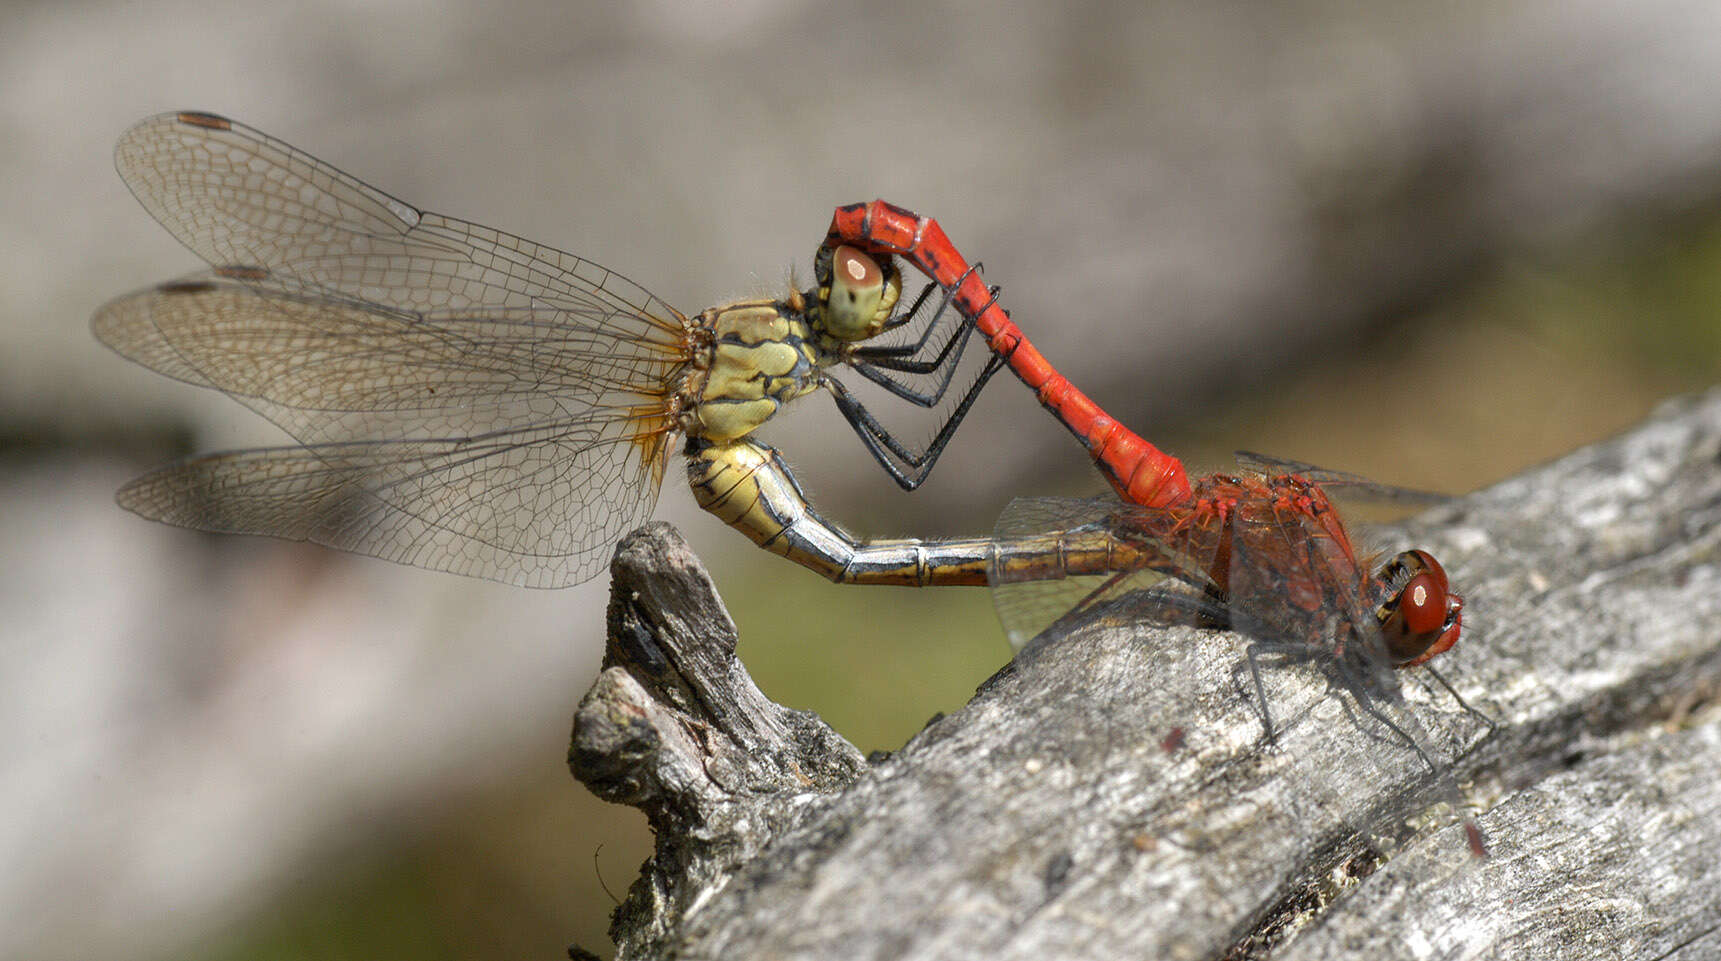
6 0 1721 957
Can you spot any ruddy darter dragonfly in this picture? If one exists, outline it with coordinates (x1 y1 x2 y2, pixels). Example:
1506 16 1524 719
825 201 1470 766
93 113 1013 589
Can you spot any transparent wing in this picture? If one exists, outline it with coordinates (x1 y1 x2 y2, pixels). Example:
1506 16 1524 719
113 112 681 325
1222 492 1464 773
91 274 684 449
990 497 1223 651
97 112 696 587
114 432 647 588
1234 451 1451 507
1222 495 1379 661
990 497 1123 650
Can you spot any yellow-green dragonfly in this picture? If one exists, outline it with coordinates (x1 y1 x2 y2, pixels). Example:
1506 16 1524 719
94 112 1010 588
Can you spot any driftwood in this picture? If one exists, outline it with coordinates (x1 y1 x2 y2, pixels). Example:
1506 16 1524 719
570 391 1721 961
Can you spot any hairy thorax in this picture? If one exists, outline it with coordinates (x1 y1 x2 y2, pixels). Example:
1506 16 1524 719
677 299 829 443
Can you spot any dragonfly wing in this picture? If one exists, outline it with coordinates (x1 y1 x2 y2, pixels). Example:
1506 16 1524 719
1220 497 1468 773
113 112 681 324
1234 451 1451 507
99 112 697 587
990 497 1222 651
93 275 678 588
992 494 1116 543
990 498 1112 649
1222 495 1381 665
91 273 685 449
991 574 1116 652
1232 450 1329 478
117 430 654 588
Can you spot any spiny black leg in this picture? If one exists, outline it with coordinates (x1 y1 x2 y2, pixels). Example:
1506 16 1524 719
824 261 1005 488
856 278 997 378
870 278 941 340
856 302 979 374
827 352 1004 490
849 288 1000 417
847 270 997 409
871 262 982 343
859 266 986 365
1330 691 1419 757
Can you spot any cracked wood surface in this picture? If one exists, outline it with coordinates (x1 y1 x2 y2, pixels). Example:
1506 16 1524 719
570 391 1721 961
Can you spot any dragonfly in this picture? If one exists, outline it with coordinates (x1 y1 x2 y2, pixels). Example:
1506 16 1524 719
93 113 1014 589
824 201 1473 768
831 202 1494 858
91 112 1471 742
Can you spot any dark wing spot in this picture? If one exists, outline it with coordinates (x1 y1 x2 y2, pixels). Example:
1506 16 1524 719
156 280 219 295
176 111 232 130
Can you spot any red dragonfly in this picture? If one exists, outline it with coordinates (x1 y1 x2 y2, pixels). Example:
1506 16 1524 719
825 201 1473 768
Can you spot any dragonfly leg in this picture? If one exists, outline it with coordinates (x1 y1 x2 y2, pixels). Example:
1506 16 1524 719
859 272 959 359
684 436 994 585
850 275 998 410
825 353 1005 491
852 269 991 381
1423 665 1499 734
1244 645 1280 745
1333 677 1441 775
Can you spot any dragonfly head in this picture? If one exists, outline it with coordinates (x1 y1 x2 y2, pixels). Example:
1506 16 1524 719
814 244 902 340
1373 549 1463 668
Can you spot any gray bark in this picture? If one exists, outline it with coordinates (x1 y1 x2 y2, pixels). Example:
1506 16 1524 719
570 390 1721 961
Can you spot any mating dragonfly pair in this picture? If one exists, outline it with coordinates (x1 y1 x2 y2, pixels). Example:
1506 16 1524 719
95 112 1467 772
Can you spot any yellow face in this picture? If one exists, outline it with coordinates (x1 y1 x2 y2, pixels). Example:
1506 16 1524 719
819 245 901 341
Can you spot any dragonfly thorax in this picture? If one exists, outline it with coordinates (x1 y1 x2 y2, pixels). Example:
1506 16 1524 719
1149 473 1463 673
679 300 825 444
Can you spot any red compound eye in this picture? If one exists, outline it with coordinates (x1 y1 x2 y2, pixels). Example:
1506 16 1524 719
1377 549 1463 667
1398 571 1447 637
1408 548 1449 596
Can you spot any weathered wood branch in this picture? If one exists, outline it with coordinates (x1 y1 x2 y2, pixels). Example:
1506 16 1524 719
570 391 1721 961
